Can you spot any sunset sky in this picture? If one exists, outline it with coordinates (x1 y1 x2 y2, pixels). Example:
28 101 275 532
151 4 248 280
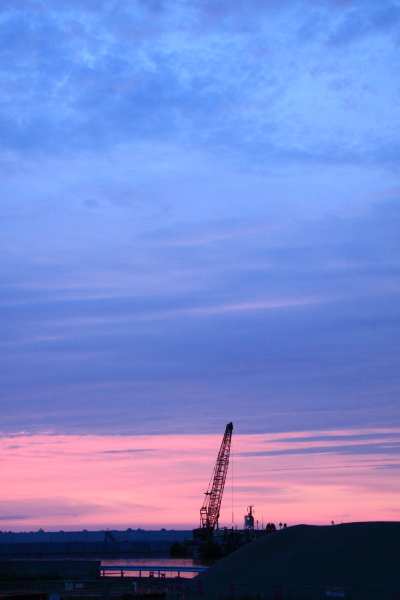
1 0 400 531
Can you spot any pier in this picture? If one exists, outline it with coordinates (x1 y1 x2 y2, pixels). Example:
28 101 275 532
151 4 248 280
100 565 208 578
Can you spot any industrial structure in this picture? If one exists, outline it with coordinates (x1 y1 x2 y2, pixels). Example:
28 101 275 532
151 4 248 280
244 506 255 529
199 422 233 534
189 422 278 557
2 420 279 562
190 422 237 556
0 529 192 557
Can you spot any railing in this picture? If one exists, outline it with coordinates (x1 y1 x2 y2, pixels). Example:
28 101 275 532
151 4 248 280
0 578 187 599
100 565 209 578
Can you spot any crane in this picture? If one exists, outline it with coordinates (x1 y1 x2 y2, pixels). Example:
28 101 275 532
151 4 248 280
200 422 233 532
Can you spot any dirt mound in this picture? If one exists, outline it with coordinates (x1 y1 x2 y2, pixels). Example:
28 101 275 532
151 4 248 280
196 522 400 596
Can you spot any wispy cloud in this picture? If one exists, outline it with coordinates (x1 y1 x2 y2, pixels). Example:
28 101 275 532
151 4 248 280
1 430 400 531
0 1 399 449
101 449 154 454
0 0 398 164
235 442 400 457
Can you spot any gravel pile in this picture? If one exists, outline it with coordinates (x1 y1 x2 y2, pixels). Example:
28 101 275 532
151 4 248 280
196 522 400 597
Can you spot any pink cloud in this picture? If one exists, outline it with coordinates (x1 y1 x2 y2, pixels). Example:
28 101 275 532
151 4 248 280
1 429 399 531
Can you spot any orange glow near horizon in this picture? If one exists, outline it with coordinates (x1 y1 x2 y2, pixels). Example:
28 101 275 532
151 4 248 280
1 429 400 532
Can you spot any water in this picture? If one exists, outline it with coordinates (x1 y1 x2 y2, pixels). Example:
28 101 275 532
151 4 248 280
0 555 215 579
100 557 215 579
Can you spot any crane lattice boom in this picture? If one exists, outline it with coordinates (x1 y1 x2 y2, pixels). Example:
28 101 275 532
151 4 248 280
200 422 233 530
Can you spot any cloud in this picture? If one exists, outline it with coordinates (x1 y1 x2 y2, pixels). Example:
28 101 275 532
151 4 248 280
0 1 399 441
0 0 398 167
0 197 399 435
101 449 154 453
324 2 400 47
269 432 400 444
235 442 400 458
1 430 400 530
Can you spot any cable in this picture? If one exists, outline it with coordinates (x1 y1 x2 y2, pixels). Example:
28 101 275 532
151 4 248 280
231 438 234 526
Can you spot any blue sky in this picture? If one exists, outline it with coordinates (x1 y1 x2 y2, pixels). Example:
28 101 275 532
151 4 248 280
1 0 400 438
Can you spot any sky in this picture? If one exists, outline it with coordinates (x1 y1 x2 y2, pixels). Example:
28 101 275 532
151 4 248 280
1 429 400 531
1 0 400 531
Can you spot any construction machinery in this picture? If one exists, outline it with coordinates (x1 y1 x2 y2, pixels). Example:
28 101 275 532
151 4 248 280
196 422 233 540
176 421 279 558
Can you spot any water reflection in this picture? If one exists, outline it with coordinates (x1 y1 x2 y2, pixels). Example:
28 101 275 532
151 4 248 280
100 556 216 579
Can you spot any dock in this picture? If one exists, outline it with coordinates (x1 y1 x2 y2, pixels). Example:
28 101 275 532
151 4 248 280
100 565 208 578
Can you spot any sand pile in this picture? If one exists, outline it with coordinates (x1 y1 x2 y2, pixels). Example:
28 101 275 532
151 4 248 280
196 522 400 596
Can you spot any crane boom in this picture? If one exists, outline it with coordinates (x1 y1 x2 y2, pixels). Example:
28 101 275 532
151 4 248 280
200 422 233 530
